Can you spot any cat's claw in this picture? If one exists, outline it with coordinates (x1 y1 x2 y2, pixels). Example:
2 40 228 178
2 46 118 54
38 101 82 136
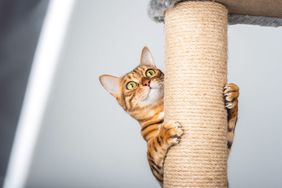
224 83 239 110
163 121 184 145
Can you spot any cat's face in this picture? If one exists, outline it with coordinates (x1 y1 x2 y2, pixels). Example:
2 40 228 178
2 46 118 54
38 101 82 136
99 47 164 112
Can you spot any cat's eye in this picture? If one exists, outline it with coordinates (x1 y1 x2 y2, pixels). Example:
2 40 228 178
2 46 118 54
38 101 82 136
126 81 138 90
145 69 156 77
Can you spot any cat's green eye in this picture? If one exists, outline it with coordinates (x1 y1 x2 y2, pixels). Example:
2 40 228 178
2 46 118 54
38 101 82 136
126 81 138 90
145 69 156 77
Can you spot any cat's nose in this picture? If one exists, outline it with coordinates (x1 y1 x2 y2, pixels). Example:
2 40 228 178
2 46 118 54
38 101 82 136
142 78 151 86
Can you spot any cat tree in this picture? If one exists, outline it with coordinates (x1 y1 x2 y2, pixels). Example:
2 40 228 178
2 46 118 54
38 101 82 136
148 0 282 187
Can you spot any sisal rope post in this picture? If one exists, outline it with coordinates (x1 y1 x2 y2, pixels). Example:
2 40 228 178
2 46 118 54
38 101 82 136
164 1 228 188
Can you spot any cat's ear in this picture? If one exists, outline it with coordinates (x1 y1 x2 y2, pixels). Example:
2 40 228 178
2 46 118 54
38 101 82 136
99 74 120 96
140 46 155 65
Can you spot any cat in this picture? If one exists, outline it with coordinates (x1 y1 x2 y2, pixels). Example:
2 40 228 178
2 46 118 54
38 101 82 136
99 47 239 186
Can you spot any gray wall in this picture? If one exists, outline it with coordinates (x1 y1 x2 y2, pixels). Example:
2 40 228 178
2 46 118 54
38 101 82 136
26 0 282 187
0 0 49 186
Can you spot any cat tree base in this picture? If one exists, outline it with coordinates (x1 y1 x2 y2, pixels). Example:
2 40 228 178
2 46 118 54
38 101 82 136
164 2 228 187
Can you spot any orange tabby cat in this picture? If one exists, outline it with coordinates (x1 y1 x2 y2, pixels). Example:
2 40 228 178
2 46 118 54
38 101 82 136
99 47 239 186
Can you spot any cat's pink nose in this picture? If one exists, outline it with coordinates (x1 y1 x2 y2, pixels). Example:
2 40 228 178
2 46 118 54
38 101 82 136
142 78 151 86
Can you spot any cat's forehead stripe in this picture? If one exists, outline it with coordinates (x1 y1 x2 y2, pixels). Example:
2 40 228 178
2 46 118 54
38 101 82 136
122 65 156 83
126 73 137 80
133 67 144 74
138 66 148 72
132 69 141 77
126 68 143 79
126 74 132 80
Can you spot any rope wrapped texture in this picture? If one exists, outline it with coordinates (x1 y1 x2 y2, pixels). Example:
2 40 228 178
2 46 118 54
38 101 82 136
164 2 228 187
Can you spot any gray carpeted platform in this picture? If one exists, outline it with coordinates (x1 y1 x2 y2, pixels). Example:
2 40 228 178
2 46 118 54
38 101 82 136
148 0 282 27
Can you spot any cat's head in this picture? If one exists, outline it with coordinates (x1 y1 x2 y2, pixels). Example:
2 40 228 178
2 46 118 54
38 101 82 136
99 47 164 113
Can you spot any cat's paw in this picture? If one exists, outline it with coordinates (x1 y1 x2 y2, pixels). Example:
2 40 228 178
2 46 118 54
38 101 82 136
161 121 184 145
224 83 239 109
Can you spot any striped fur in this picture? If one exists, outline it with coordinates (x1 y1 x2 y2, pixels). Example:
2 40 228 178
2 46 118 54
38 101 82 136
99 47 239 186
224 83 239 154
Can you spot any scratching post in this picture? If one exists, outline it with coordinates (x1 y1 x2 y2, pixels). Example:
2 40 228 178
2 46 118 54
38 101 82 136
164 2 228 187
148 0 282 187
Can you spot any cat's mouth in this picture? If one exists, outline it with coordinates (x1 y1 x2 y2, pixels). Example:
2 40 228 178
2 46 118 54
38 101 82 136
142 88 154 101
150 80 163 89
150 86 161 89
141 86 163 102
138 79 164 105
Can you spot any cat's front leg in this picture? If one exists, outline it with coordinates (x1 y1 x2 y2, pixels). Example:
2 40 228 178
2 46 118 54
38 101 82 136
147 121 184 184
224 83 239 153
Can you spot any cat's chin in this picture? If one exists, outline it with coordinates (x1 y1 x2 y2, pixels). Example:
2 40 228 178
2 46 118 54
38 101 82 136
139 88 163 106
